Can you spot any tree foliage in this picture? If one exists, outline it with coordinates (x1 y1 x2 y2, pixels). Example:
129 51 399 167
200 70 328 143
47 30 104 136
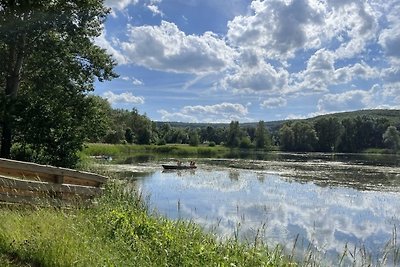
0 0 116 167
254 120 270 149
383 126 400 152
314 117 343 152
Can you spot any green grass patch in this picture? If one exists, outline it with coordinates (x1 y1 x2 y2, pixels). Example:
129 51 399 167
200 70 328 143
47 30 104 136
82 143 231 162
0 182 295 267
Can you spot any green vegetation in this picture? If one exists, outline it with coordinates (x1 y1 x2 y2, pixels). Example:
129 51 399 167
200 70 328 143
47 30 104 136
0 1 116 167
0 182 294 266
278 115 399 153
83 143 232 162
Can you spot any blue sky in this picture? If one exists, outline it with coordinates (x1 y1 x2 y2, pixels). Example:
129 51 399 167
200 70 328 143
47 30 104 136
94 0 400 123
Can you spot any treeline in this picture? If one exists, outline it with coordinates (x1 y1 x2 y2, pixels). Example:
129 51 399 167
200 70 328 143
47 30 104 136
95 104 272 149
99 104 400 153
279 116 400 152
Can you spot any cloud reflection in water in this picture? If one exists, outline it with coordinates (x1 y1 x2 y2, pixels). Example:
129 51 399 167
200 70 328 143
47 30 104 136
135 163 400 265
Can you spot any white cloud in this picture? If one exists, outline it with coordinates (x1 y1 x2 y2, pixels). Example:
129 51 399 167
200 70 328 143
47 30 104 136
158 110 198 123
119 76 144 86
132 78 144 86
182 102 248 116
147 4 164 16
292 49 379 93
261 97 287 109
317 89 373 113
104 0 139 11
94 30 127 65
227 0 324 60
121 21 236 74
378 5 400 64
103 91 145 105
226 0 380 61
158 102 250 123
330 2 379 59
220 48 289 93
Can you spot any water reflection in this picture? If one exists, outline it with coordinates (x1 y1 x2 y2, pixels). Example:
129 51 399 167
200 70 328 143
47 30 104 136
121 156 400 265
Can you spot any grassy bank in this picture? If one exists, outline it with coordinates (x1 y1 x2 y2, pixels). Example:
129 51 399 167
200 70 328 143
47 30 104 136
0 182 295 267
83 143 231 158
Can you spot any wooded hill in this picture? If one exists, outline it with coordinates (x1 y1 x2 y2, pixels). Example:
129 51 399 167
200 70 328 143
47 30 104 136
155 109 400 133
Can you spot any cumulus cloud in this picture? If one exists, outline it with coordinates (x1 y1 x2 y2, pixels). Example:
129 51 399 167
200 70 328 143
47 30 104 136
378 5 400 63
223 55 289 93
293 49 379 93
121 21 236 74
227 0 324 60
317 89 373 113
94 30 127 65
103 91 145 105
226 0 379 61
331 2 379 59
260 97 287 109
158 102 250 122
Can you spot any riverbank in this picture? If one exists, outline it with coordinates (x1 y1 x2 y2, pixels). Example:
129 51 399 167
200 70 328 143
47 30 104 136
0 181 295 266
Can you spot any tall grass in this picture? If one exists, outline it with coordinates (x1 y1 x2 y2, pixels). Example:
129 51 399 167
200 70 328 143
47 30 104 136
0 181 295 267
82 143 231 162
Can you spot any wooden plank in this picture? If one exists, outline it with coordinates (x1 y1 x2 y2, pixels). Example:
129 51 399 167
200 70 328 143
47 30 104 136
0 158 107 187
0 176 102 197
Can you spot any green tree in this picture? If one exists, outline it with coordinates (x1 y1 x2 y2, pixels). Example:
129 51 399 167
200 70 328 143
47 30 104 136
280 122 317 152
239 135 253 149
125 128 134 144
383 126 400 152
314 117 343 152
279 124 294 151
188 129 200 146
0 0 116 165
291 121 317 151
337 118 357 152
254 120 270 149
226 121 241 148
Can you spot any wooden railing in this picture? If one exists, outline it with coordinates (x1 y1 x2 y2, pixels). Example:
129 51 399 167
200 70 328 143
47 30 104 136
0 158 107 205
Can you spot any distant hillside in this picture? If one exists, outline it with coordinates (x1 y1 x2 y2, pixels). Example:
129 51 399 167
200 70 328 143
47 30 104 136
155 109 400 133
306 109 400 125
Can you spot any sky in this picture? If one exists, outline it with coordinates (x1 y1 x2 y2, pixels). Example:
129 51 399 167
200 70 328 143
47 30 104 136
94 0 400 123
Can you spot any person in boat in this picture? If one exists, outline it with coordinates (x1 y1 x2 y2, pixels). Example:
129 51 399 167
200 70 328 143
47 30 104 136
177 160 182 166
189 161 196 167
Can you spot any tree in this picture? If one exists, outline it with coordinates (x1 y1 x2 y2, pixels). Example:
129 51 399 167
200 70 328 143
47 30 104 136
337 118 357 152
279 124 294 151
314 117 343 152
0 1 116 165
292 122 317 151
280 122 317 152
226 121 241 148
254 120 270 149
125 128 134 144
383 126 400 152
188 129 200 146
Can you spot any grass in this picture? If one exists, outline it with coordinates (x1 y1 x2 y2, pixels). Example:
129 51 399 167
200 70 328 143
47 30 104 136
0 181 295 267
82 143 234 163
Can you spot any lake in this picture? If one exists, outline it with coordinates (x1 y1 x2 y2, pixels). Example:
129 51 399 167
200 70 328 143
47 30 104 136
104 153 400 266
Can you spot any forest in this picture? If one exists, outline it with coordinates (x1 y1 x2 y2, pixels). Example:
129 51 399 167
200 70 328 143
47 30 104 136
91 103 400 154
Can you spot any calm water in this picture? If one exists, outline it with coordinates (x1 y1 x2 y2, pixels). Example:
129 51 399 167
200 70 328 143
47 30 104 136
106 153 400 266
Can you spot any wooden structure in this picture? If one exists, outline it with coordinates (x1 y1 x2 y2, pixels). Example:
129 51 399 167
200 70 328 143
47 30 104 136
0 158 107 205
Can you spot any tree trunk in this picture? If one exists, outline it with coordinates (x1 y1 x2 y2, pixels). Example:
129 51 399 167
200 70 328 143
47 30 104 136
0 35 25 158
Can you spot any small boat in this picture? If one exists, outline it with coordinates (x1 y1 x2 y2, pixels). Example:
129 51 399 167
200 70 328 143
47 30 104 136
162 164 197 170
